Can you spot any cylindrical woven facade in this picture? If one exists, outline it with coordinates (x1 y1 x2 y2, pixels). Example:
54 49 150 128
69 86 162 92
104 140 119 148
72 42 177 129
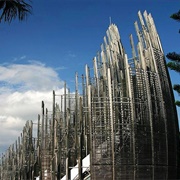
0 11 179 180
87 11 179 179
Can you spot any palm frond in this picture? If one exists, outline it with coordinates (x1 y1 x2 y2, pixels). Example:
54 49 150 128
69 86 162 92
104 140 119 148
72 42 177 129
0 1 5 9
167 62 180 73
0 0 32 23
175 100 180 107
166 52 180 62
170 10 180 22
173 84 180 94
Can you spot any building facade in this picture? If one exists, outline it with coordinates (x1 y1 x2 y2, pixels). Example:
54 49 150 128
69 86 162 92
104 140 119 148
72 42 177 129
0 11 179 180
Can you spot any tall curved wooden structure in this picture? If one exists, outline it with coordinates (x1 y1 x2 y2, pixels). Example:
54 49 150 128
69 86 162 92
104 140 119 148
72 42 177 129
0 11 179 180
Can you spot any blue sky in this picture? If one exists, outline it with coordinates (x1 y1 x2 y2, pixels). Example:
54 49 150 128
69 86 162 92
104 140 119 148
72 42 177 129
0 0 179 153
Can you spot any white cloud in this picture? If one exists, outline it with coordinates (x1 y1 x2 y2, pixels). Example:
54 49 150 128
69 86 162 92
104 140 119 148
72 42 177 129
2 91 51 119
0 63 63 91
0 61 65 154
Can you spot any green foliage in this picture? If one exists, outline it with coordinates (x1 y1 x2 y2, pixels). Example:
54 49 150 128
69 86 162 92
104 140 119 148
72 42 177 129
174 84 180 94
0 0 32 23
167 62 180 73
170 10 180 22
166 10 180 107
166 52 180 62
175 100 180 107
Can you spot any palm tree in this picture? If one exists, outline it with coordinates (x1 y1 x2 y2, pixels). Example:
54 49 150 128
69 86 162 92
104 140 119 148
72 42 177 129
166 10 180 107
0 0 32 23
